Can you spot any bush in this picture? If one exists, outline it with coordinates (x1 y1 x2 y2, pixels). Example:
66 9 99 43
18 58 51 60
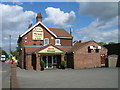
40 60 45 68
61 60 66 69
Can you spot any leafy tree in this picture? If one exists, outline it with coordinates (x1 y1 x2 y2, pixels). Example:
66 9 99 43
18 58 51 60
98 42 107 46
0 48 9 58
108 42 116 45
11 47 21 60
98 42 117 46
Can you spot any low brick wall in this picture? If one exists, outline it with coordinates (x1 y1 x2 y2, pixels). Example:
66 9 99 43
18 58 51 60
10 64 20 89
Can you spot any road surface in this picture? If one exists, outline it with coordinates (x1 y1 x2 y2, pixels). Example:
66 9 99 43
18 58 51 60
17 68 118 88
0 61 11 89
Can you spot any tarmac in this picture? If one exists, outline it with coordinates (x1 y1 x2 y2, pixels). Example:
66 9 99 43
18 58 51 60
16 67 118 88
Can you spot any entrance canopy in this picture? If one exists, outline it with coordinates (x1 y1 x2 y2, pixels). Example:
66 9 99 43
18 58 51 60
35 44 64 54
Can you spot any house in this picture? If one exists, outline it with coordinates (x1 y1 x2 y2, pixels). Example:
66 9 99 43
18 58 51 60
18 13 73 70
66 40 108 69
18 13 108 70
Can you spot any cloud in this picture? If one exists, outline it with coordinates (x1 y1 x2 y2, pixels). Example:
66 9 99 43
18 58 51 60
43 7 76 27
75 2 118 43
0 4 36 52
79 2 118 22
75 19 118 43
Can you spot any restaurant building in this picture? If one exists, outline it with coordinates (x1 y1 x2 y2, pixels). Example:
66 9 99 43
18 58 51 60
18 13 73 70
18 13 108 70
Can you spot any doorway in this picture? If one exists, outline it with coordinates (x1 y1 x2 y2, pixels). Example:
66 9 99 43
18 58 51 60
101 54 106 66
32 54 36 70
41 55 59 69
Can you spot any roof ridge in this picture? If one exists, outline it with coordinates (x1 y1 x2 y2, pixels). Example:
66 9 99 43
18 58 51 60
49 28 64 29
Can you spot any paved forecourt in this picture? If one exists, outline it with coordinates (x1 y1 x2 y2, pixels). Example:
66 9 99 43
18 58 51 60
17 68 118 88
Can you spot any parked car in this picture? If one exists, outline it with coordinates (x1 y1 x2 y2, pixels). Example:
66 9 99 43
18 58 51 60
1 55 6 62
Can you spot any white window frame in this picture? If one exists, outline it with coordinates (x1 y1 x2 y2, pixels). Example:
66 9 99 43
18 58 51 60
44 38 49 45
55 39 61 45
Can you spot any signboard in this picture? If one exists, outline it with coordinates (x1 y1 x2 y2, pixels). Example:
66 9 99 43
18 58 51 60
38 46 63 53
32 27 44 40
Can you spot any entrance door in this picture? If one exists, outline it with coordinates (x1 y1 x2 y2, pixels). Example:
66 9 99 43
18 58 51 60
101 54 106 66
42 55 53 69
48 56 52 68
42 56 47 68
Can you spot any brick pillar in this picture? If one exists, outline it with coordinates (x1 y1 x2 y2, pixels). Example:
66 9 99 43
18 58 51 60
60 54 64 68
26 55 32 70
26 55 29 70
21 47 25 69
36 53 40 71
61 54 64 61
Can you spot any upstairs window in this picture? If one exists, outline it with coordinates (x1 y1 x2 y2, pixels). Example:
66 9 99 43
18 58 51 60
55 39 60 45
44 38 49 45
96 49 99 53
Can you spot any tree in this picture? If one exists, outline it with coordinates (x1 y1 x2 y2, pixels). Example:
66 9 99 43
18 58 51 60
98 42 117 46
0 48 9 58
11 47 21 60
108 42 116 45
98 42 107 46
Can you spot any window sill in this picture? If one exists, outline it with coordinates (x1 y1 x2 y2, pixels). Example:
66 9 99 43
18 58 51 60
55 44 61 46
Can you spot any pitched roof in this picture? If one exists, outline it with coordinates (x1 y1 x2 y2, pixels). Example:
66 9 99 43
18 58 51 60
20 21 72 39
20 21 57 38
67 40 107 53
67 42 87 53
49 28 72 38
57 46 72 53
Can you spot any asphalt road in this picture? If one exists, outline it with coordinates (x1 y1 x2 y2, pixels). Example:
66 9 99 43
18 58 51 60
0 61 11 89
17 68 118 88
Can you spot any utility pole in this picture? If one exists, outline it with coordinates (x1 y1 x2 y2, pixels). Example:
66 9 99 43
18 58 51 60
9 35 11 60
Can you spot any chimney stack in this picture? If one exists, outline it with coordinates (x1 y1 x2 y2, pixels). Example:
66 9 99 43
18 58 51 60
78 40 82 43
70 28 73 36
36 13 42 22
28 24 32 29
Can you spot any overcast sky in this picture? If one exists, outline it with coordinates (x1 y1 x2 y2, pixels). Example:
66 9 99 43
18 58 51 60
0 2 119 52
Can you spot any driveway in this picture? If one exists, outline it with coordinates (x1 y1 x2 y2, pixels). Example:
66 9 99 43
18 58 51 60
17 68 118 88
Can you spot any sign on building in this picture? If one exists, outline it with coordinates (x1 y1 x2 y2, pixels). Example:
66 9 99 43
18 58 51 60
38 46 63 53
32 27 44 40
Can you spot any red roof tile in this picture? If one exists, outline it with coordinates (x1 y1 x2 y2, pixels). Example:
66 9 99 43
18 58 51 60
49 28 72 37
67 40 97 53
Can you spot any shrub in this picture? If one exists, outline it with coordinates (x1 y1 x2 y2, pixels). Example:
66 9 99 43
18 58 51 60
40 60 45 68
61 60 66 69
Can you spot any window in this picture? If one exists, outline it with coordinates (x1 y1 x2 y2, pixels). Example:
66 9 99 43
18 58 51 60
96 49 99 53
55 39 60 45
88 49 91 53
44 38 49 45
53 56 57 64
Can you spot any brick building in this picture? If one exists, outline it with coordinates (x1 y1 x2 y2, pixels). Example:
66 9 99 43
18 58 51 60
66 41 108 69
18 13 108 70
18 13 73 70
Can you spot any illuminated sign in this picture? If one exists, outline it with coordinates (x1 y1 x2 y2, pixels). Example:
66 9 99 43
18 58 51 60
32 27 44 40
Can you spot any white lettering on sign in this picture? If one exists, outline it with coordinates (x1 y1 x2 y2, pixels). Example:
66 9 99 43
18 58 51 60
32 27 44 40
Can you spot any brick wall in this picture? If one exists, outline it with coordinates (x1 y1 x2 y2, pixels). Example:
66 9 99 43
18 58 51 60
73 42 107 69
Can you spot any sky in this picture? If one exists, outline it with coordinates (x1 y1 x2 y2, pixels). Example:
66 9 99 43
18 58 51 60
0 1 119 52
